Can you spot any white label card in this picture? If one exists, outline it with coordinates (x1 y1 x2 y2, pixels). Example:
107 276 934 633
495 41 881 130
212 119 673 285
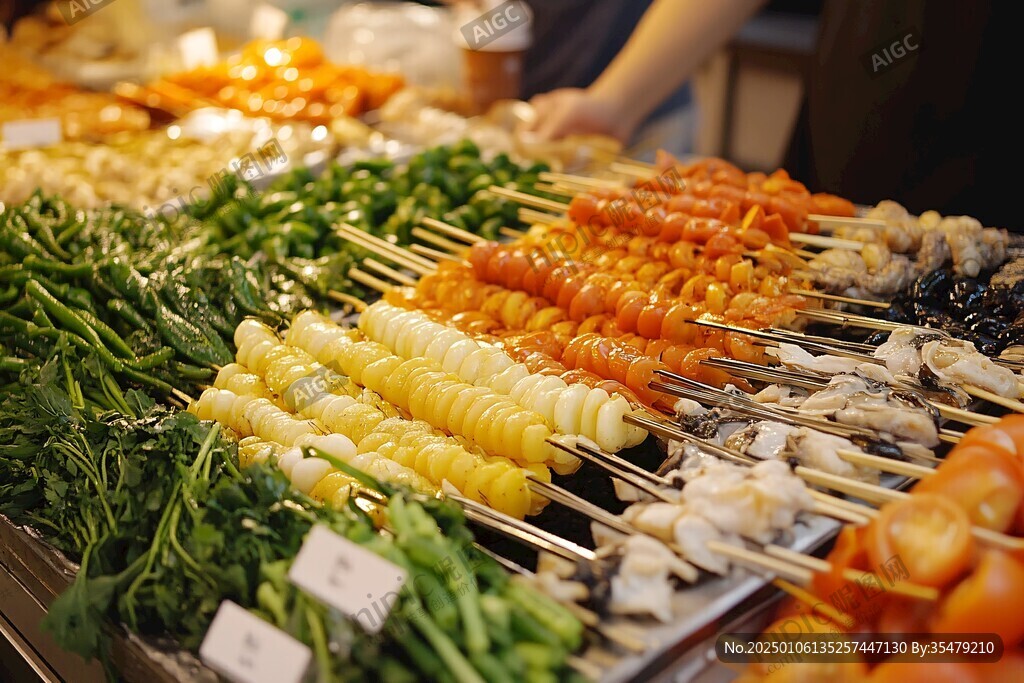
200 601 311 683
178 27 219 71
250 3 289 41
2 119 62 150
288 525 407 634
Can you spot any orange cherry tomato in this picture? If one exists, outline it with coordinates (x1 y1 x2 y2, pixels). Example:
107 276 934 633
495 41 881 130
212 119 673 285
866 494 974 589
615 291 647 333
636 303 668 339
468 241 498 278
568 283 608 322
931 550 1024 647
814 525 872 606
568 194 601 226
913 444 1024 532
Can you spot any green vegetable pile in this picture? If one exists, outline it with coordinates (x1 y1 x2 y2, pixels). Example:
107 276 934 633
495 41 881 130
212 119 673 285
0 340 586 682
201 140 550 269
1 143 551 399
0 190 332 397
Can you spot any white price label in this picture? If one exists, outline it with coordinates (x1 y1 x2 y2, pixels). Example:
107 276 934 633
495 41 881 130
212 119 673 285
199 601 311 683
250 3 289 41
177 27 219 71
288 525 407 634
2 119 62 150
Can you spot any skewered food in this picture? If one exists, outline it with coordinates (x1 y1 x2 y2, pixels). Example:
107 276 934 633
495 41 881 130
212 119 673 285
667 412 880 485
755 372 941 448
772 327 1022 400
884 259 1024 355
231 317 549 517
277 310 578 474
356 303 648 451
742 416 1024 682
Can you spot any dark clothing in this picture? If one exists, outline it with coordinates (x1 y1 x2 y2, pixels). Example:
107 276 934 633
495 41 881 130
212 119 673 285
787 1 1016 227
523 0 690 117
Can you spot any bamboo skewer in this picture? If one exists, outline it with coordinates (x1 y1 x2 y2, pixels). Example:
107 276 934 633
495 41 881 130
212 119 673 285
499 226 527 239
420 217 482 244
789 288 891 309
487 185 570 213
411 226 467 254
348 267 395 295
789 233 866 251
764 546 939 602
835 449 935 479
326 290 368 312
518 207 560 226
808 214 888 230
963 384 1024 414
410 243 462 263
336 224 437 276
362 258 418 286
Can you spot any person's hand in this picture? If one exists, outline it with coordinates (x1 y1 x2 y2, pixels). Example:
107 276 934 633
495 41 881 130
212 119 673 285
523 88 634 143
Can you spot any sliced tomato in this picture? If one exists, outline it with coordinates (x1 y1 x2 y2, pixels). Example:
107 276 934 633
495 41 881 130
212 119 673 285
875 596 932 634
913 444 1024 532
814 525 872 608
567 194 601 226
866 494 974 588
931 550 1024 646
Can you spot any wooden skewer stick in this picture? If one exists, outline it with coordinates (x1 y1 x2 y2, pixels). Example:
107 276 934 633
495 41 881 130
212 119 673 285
336 224 436 276
765 545 938 602
533 182 571 196
772 578 856 629
500 226 527 239
810 490 877 520
487 185 570 213
789 288 891 309
410 243 463 263
835 449 935 479
420 217 482 244
705 541 814 584
812 500 871 525
608 161 655 179
348 267 393 294
337 223 438 270
789 232 865 251
539 171 624 189
170 388 194 404
940 427 965 442
808 214 888 230
327 290 367 312
362 258 418 286
963 384 1024 414
935 403 999 426
531 479 816 583
796 467 909 505
518 207 560 226
411 227 466 254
